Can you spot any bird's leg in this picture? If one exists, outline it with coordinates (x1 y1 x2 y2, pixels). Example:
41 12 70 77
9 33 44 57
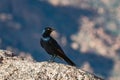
49 55 56 62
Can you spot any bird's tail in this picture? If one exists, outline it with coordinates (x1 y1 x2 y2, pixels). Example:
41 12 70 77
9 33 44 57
62 55 76 66
57 49 76 66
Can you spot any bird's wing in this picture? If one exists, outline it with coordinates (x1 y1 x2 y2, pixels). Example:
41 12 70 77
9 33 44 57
49 37 76 66
49 37 65 56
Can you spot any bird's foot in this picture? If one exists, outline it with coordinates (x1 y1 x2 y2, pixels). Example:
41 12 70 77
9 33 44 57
48 55 56 63
48 60 54 63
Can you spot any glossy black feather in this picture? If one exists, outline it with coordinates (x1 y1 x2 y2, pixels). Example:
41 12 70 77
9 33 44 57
40 27 76 66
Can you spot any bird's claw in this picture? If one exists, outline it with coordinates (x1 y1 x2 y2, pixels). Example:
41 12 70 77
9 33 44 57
48 60 54 63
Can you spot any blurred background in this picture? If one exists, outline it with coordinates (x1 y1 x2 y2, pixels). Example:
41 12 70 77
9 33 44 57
0 0 120 79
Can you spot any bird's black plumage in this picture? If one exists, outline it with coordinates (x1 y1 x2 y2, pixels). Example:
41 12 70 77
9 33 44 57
40 27 76 66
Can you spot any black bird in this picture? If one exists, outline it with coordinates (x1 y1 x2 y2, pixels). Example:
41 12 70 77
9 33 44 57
40 27 76 66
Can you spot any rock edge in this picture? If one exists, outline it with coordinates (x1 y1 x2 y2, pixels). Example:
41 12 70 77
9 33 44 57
0 50 104 80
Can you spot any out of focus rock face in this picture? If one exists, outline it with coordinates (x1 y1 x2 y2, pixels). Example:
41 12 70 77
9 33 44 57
0 50 103 80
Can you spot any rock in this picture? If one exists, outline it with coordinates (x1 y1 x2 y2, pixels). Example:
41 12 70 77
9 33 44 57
0 50 103 80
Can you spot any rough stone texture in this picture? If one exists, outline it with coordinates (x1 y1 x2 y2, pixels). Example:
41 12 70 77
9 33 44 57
0 50 103 80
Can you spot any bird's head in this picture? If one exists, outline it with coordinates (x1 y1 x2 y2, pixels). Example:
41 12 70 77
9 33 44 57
42 27 55 37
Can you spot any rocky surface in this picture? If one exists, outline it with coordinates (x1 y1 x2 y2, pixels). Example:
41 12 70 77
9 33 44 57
0 50 103 80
